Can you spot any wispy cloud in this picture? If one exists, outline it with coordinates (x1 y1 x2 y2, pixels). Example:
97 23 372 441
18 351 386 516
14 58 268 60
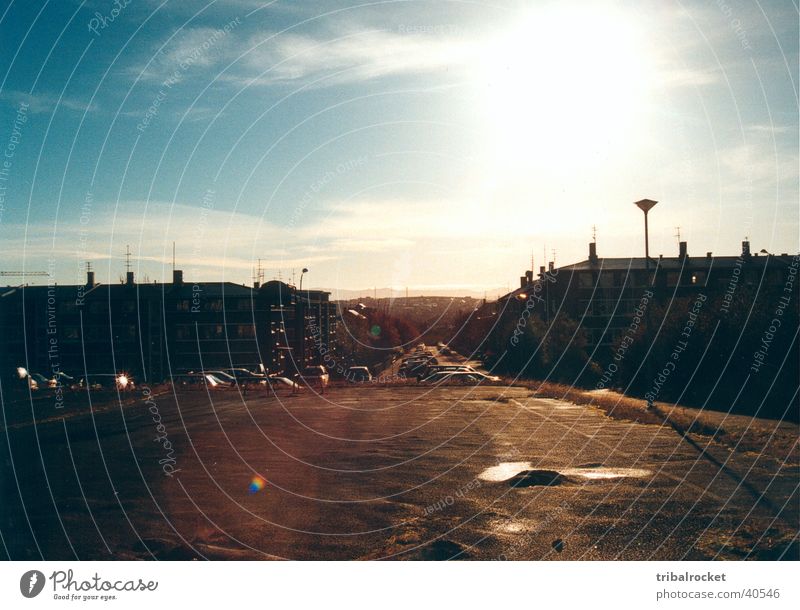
745 123 795 135
0 89 99 114
653 66 721 89
233 28 478 87
131 20 243 83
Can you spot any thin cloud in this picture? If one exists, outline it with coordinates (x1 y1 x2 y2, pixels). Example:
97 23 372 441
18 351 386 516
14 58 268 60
234 28 478 87
0 89 98 113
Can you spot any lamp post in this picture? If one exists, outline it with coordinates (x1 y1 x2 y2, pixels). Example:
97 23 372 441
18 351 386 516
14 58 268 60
634 199 657 272
297 268 309 369
299 267 309 292
634 199 657 409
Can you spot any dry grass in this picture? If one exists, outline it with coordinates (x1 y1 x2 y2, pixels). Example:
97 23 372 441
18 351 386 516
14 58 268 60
523 381 664 425
520 379 799 465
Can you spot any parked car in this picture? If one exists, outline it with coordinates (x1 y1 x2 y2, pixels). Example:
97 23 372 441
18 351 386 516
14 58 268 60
78 373 135 391
345 366 372 382
226 368 268 383
420 371 501 384
49 371 76 388
26 372 50 390
401 358 437 377
171 373 230 390
423 365 477 376
201 370 237 385
12 367 34 391
296 365 330 391
267 375 301 391
400 355 436 368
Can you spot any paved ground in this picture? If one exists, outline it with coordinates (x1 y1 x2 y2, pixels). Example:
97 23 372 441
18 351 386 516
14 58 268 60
1 377 797 561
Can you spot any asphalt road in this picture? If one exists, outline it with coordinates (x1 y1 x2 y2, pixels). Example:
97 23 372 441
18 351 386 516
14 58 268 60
1 380 797 560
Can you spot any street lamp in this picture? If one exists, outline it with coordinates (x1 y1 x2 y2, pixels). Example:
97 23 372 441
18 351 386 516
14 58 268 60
298 268 309 369
634 199 658 271
634 199 657 410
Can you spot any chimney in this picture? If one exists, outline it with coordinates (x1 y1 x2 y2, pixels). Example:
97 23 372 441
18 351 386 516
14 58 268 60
679 241 687 259
125 271 135 285
253 281 260 290
173 269 183 286
520 276 526 289
548 261 554 273
86 270 95 287
742 240 751 259
525 270 533 283
539 265 545 276
589 242 598 263
706 251 712 259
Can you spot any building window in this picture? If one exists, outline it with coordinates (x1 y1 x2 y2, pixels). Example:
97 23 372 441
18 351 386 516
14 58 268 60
691 272 706 286
592 300 608 316
237 325 256 338
632 272 649 287
117 325 136 340
175 324 193 340
176 300 191 312
667 271 680 286
200 324 225 339
63 326 80 340
578 273 593 288
205 299 223 312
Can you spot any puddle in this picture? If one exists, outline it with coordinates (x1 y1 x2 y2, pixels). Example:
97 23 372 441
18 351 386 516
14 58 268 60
495 521 526 534
562 467 651 480
479 462 534 481
479 462 651 484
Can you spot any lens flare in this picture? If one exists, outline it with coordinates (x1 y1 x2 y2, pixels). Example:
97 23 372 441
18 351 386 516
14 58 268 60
248 476 266 494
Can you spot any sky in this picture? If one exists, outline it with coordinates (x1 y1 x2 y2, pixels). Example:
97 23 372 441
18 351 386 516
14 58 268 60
0 0 797 295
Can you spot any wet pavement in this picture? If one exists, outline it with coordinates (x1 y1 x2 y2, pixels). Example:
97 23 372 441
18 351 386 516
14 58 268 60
1 384 797 560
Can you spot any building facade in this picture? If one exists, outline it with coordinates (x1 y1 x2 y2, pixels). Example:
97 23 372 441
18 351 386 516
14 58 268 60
498 240 798 353
0 270 338 385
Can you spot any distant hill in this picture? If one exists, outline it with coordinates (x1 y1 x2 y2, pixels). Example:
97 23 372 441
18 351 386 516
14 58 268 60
323 287 507 300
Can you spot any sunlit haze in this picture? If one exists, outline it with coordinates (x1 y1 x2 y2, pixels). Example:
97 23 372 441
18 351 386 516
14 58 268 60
0 0 796 294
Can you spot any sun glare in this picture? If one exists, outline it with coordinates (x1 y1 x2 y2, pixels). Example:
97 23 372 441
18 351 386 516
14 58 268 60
478 5 651 170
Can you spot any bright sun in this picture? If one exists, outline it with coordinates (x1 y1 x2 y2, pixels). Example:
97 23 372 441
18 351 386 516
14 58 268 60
478 5 651 170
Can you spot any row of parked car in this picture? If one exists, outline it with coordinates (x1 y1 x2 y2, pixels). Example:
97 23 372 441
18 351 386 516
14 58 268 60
12 365 338 393
397 344 501 385
11 361 389 398
16 368 134 391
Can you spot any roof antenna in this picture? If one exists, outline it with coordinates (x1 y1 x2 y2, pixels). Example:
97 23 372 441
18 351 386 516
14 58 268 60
674 226 681 243
172 241 176 272
125 245 132 273
551 248 556 267
592 224 597 243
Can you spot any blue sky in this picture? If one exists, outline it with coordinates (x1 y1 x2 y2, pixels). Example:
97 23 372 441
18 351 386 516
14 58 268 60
0 0 797 294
